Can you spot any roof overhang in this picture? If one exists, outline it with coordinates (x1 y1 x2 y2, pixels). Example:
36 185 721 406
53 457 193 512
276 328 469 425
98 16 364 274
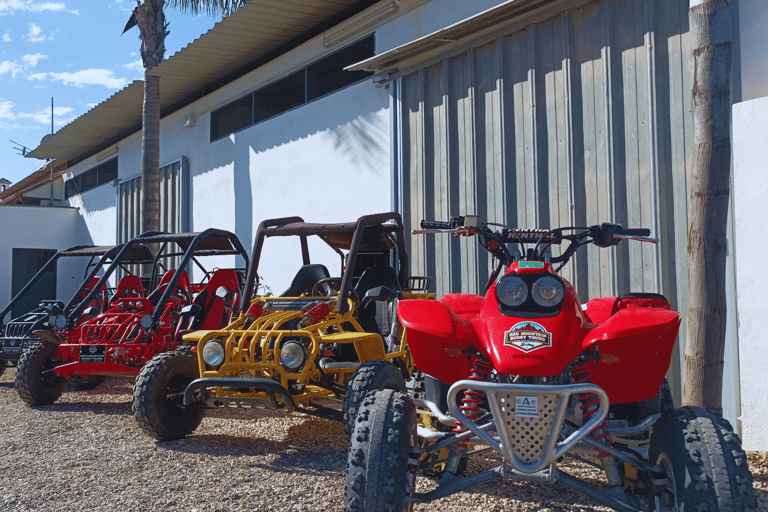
26 0 377 163
347 0 587 80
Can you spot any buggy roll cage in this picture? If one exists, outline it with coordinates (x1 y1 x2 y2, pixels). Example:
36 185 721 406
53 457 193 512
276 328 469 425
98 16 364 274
71 229 249 327
241 212 410 315
0 244 154 327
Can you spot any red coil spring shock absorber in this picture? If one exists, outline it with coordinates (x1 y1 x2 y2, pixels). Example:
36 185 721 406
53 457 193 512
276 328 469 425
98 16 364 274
453 355 493 447
571 361 612 457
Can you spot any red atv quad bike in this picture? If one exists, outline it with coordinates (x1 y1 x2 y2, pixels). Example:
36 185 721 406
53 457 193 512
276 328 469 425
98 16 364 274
15 229 249 406
345 216 756 512
0 244 153 380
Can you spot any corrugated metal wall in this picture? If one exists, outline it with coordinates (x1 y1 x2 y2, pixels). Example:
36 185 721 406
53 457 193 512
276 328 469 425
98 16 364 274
397 0 693 396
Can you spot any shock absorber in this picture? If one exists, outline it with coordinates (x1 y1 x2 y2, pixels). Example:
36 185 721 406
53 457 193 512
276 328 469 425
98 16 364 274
570 361 613 457
570 360 622 487
453 354 493 448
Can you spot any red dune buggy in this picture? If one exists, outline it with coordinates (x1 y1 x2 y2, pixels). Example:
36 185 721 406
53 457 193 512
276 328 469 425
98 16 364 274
0 244 154 380
15 229 249 406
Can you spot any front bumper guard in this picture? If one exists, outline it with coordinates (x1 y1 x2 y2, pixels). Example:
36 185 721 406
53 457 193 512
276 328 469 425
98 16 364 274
447 381 610 474
183 377 296 411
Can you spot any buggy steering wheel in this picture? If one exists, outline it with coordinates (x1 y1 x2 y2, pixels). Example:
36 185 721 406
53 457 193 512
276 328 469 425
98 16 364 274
311 278 359 309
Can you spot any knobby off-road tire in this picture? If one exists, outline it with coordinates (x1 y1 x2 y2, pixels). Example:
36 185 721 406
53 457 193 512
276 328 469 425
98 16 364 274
132 351 205 441
345 389 417 512
15 340 65 406
649 406 756 511
343 359 407 439
68 375 108 391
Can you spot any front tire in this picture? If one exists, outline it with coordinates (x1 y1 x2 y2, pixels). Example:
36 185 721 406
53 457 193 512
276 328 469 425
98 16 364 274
649 406 756 511
344 389 417 512
132 351 205 441
15 340 65 406
343 360 407 438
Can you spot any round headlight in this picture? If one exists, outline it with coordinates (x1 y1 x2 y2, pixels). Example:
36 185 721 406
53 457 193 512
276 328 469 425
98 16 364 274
280 340 306 370
140 314 153 330
532 276 565 307
496 275 528 307
202 340 226 366
54 315 67 329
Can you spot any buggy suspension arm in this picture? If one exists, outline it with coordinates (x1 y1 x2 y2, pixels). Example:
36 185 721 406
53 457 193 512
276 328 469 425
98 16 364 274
183 377 296 410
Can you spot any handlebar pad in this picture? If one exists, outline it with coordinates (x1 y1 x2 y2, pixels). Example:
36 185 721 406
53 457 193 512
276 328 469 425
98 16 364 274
621 228 651 237
420 220 453 229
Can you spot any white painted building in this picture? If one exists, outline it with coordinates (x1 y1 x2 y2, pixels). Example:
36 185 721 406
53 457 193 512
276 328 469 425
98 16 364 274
1 0 766 446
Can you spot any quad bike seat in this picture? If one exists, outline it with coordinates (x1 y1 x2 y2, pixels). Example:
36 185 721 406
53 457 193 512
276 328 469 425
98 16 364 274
582 293 670 324
281 264 331 297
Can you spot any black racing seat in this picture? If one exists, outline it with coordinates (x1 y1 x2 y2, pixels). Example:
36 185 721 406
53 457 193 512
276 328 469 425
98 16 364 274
353 266 403 349
281 264 331 297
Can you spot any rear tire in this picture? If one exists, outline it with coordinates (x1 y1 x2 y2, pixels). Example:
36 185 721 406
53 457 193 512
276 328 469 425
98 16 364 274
68 375 108 391
343 360 407 439
649 406 756 511
132 351 205 441
15 340 65 406
344 389 416 512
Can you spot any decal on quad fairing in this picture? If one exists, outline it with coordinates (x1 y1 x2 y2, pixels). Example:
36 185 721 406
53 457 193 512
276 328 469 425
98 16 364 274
504 321 552 352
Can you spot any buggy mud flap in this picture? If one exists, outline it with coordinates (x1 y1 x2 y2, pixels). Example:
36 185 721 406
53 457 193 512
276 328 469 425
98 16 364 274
183 377 296 411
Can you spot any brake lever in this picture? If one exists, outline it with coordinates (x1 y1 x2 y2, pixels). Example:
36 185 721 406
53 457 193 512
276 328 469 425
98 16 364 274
613 234 659 244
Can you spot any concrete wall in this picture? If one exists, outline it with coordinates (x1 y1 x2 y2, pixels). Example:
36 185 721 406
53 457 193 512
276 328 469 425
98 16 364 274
0 205 91 323
733 95 768 450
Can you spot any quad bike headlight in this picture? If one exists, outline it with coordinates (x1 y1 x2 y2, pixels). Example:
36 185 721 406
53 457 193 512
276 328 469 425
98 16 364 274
531 276 565 307
280 340 306 370
139 314 153 330
495 275 528 307
202 340 226 367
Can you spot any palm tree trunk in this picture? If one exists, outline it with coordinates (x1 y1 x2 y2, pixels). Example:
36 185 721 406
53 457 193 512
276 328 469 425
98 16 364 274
683 0 732 413
142 73 161 234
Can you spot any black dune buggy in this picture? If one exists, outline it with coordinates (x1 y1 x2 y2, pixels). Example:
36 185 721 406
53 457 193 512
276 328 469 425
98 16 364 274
15 229 249 406
132 212 434 441
0 243 154 381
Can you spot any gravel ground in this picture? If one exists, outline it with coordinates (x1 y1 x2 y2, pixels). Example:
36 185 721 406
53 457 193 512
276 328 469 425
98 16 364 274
0 368 765 512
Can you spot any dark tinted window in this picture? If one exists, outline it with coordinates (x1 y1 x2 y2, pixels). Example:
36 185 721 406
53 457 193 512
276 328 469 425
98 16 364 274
307 36 374 101
99 158 118 183
210 95 253 140
64 157 118 199
210 36 374 142
254 70 305 124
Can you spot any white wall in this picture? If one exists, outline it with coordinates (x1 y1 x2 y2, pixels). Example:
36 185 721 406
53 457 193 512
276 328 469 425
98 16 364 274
0 205 91 323
732 95 768 449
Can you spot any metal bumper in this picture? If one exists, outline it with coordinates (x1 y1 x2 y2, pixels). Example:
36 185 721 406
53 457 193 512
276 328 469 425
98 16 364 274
183 377 296 411
447 381 610 474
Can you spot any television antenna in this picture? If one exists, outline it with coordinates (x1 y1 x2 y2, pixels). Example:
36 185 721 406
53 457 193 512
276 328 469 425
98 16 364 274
10 139 32 157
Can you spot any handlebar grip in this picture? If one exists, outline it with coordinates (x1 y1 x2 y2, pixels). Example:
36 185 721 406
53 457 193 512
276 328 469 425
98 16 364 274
420 220 452 230
621 228 651 237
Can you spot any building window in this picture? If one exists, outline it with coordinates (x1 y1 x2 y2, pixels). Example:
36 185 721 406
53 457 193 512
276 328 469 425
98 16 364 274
65 157 118 199
210 35 374 142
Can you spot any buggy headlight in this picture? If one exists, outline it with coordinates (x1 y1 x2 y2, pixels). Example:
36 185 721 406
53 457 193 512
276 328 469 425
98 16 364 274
54 315 67 329
532 276 565 307
202 340 226 366
495 275 528 307
139 314 153 330
280 340 306 370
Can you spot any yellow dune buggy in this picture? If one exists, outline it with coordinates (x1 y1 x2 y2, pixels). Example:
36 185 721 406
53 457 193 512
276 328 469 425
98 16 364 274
132 212 432 441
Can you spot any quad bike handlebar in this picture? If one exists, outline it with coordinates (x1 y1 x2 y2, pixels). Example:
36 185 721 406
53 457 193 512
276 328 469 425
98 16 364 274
415 216 658 272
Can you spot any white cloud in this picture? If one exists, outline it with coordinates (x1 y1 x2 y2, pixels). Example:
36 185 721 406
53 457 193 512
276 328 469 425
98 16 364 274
27 71 46 80
2 32 10 42
0 99 73 126
48 69 127 89
122 59 142 72
0 1 78 15
25 22 44 41
22 53 47 67
0 60 21 77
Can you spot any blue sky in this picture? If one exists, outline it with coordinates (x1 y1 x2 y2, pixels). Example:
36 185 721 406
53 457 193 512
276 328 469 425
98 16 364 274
0 0 222 186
